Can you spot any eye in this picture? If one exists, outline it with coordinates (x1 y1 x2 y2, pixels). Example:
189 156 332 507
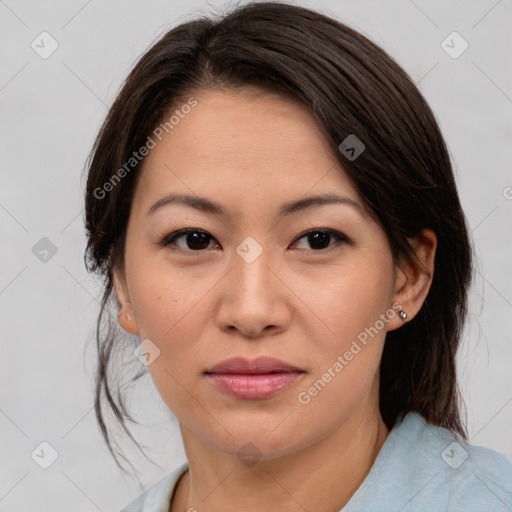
159 229 218 251
292 228 350 251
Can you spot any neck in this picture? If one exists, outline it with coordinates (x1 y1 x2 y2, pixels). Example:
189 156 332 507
171 405 390 512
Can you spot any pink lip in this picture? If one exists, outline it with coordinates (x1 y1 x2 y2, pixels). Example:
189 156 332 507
206 356 303 374
205 357 305 399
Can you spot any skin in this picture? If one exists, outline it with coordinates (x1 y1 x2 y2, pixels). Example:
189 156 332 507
114 87 437 512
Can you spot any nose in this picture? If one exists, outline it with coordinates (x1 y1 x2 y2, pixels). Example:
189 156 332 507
215 245 291 339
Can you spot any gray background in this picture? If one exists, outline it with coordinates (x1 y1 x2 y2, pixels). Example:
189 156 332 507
1 0 511 510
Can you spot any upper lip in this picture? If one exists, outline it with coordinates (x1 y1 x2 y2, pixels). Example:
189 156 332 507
205 356 304 374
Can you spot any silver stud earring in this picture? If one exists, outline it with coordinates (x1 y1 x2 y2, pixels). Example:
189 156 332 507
398 310 407 321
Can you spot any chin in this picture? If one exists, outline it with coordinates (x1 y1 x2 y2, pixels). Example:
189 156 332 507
199 416 310 461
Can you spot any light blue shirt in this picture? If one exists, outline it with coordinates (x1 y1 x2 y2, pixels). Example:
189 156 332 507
119 411 512 511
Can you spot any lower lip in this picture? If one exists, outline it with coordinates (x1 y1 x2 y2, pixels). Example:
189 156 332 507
206 372 304 399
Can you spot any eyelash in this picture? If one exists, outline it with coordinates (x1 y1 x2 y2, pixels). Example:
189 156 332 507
158 228 350 253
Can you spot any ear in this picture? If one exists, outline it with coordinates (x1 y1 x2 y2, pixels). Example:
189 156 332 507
113 267 140 335
387 228 437 331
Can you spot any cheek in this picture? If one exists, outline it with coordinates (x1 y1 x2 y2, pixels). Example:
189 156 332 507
128 263 212 413
125 259 214 410
293 271 392 434
306 256 394 348
297 255 394 406
128 251 208 336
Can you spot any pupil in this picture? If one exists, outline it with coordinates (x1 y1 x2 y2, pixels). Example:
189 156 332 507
187 232 210 250
309 232 330 249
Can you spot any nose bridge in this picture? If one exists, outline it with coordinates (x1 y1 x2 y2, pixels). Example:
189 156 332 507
233 235 272 298
214 234 289 337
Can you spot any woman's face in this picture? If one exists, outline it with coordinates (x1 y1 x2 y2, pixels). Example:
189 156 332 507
115 88 408 460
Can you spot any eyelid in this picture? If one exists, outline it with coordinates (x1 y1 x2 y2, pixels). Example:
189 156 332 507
159 228 217 249
292 228 350 253
296 227 350 243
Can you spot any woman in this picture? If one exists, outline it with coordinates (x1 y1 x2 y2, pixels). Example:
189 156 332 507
84 2 512 511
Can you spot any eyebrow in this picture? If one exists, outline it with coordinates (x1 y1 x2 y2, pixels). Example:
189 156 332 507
148 192 363 218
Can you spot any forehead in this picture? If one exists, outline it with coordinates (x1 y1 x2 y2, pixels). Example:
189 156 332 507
132 88 361 216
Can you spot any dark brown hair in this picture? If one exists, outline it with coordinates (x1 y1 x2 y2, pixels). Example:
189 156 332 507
84 0 473 473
